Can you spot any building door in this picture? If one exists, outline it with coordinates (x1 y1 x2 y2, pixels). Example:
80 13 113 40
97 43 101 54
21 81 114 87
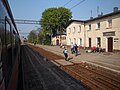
56 39 59 45
97 37 101 47
89 38 91 48
78 38 82 46
108 37 113 52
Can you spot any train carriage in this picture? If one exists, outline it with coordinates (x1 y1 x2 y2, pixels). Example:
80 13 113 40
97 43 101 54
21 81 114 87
0 0 20 90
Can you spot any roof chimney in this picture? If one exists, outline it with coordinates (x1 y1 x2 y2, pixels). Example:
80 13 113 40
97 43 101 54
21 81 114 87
113 7 118 12
98 12 103 17
90 17 93 19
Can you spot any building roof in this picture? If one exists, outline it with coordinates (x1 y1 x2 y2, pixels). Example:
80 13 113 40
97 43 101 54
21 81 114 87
66 20 84 28
85 10 120 22
66 10 120 27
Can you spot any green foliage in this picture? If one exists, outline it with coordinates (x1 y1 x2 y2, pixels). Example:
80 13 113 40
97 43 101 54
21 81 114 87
43 36 51 45
38 30 45 44
28 31 37 43
27 7 72 45
40 7 72 36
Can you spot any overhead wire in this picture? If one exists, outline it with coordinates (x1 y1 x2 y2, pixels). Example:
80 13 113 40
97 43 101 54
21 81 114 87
70 0 86 10
63 0 73 7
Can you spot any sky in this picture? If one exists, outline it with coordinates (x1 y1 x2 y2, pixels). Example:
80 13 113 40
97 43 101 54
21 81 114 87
8 0 120 38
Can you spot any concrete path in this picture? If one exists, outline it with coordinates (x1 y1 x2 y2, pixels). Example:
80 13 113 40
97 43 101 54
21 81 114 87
31 44 120 74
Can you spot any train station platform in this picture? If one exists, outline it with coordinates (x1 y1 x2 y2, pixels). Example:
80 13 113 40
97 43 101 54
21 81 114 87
30 44 120 74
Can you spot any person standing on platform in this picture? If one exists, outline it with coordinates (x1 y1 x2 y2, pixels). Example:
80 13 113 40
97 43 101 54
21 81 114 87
74 44 78 56
71 43 74 54
63 48 68 61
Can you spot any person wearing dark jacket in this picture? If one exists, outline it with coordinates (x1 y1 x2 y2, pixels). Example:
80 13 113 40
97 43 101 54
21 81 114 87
74 44 78 56
63 48 68 61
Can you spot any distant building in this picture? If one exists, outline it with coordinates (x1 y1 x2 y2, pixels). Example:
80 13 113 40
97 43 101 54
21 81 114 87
66 20 85 47
66 9 120 52
52 34 66 45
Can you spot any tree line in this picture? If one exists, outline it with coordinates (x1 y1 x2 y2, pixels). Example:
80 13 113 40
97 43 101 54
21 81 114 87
28 7 72 45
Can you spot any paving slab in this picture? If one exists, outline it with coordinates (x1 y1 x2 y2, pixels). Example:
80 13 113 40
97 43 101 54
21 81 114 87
50 60 61 67
69 59 82 64
54 59 74 66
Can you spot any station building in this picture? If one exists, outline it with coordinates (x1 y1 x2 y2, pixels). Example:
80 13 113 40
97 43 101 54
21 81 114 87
66 8 120 52
52 34 66 45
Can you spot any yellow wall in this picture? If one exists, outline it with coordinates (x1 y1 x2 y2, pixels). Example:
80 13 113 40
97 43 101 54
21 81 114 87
66 13 120 51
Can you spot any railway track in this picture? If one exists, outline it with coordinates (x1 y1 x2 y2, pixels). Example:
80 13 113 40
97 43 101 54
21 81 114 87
61 64 120 90
21 45 91 90
28 44 120 90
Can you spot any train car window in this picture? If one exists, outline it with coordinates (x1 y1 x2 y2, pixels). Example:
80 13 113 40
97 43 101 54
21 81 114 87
0 62 3 83
15 34 19 46
0 38 3 83
5 16 11 47
11 29 16 63
12 29 16 45
0 39 1 62
5 16 13 84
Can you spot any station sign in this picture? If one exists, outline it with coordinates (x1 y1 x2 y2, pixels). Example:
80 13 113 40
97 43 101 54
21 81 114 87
103 31 115 36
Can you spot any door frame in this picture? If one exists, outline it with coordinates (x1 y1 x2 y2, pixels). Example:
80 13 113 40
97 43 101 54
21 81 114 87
108 37 113 52
89 38 92 48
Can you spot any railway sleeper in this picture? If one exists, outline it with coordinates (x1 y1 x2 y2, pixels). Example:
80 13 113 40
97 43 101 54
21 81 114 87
76 64 120 83
62 66 106 90
94 77 120 90
66 64 120 89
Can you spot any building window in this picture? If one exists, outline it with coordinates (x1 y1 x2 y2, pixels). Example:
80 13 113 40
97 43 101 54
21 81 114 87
56 36 59 38
61 36 66 40
88 24 91 30
96 22 100 29
106 19 112 28
78 25 81 33
68 28 71 34
78 38 82 46
73 38 76 44
68 38 71 45
97 37 101 47
73 27 75 33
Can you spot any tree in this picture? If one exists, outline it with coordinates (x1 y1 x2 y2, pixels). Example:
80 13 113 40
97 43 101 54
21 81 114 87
40 7 72 36
28 30 37 43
